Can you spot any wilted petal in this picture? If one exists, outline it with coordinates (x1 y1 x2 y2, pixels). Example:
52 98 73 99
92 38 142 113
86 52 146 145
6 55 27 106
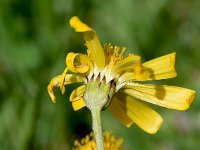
47 74 85 103
70 85 86 111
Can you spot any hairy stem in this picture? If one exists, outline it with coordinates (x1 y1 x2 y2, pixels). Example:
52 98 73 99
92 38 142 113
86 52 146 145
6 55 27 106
91 109 104 150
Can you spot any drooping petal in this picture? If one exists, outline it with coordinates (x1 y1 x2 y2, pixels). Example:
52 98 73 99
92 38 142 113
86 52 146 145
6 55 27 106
66 52 93 73
70 16 105 70
47 74 85 103
70 85 86 102
72 98 85 111
70 85 86 111
109 96 133 127
109 92 163 134
64 74 85 84
60 67 69 94
142 52 177 80
122 93 163 134
122 83 195 110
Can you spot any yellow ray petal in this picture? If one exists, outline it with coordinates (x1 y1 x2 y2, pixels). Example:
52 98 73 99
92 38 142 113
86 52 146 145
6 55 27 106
109 96 133 127
70 85 86 111
123 83 195 110
142 52 177 80
117 72 135 84
47 74 85 103
122 94 163 134
72 98 86 111
66 52 93 73
64 74 85 84
70 16 105 70
117 53 176 83
70 85 86 102
112 54 141 75
60 67 69 94
117 70 150 85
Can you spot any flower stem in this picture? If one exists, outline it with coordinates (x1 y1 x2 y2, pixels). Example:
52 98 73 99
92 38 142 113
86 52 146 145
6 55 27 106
91 108 104 150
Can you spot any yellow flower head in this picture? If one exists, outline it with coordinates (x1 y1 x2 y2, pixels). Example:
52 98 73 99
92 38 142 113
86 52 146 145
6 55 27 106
48 16 195 134
73 132 124 150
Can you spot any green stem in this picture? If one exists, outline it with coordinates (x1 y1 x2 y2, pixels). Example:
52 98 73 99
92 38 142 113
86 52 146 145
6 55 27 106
91 109 104 150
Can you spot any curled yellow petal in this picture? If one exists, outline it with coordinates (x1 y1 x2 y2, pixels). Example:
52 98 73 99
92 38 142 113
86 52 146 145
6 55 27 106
70 85 86 102
109 96 133 127
70 16 105 70
123 94 163 134
142 52 177 80
70 85 86 111
123 83 195 110
60 67 69 94
48 79 59 103
72 98 86 111
66 52 93 73
47 74 85 103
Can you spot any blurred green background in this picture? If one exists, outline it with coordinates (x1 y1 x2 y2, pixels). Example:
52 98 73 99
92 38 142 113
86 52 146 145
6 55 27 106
0 0 199 149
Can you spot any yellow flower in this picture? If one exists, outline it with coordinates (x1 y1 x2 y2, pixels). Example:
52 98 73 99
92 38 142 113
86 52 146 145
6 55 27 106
73 131 124 150
48 16 195 134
